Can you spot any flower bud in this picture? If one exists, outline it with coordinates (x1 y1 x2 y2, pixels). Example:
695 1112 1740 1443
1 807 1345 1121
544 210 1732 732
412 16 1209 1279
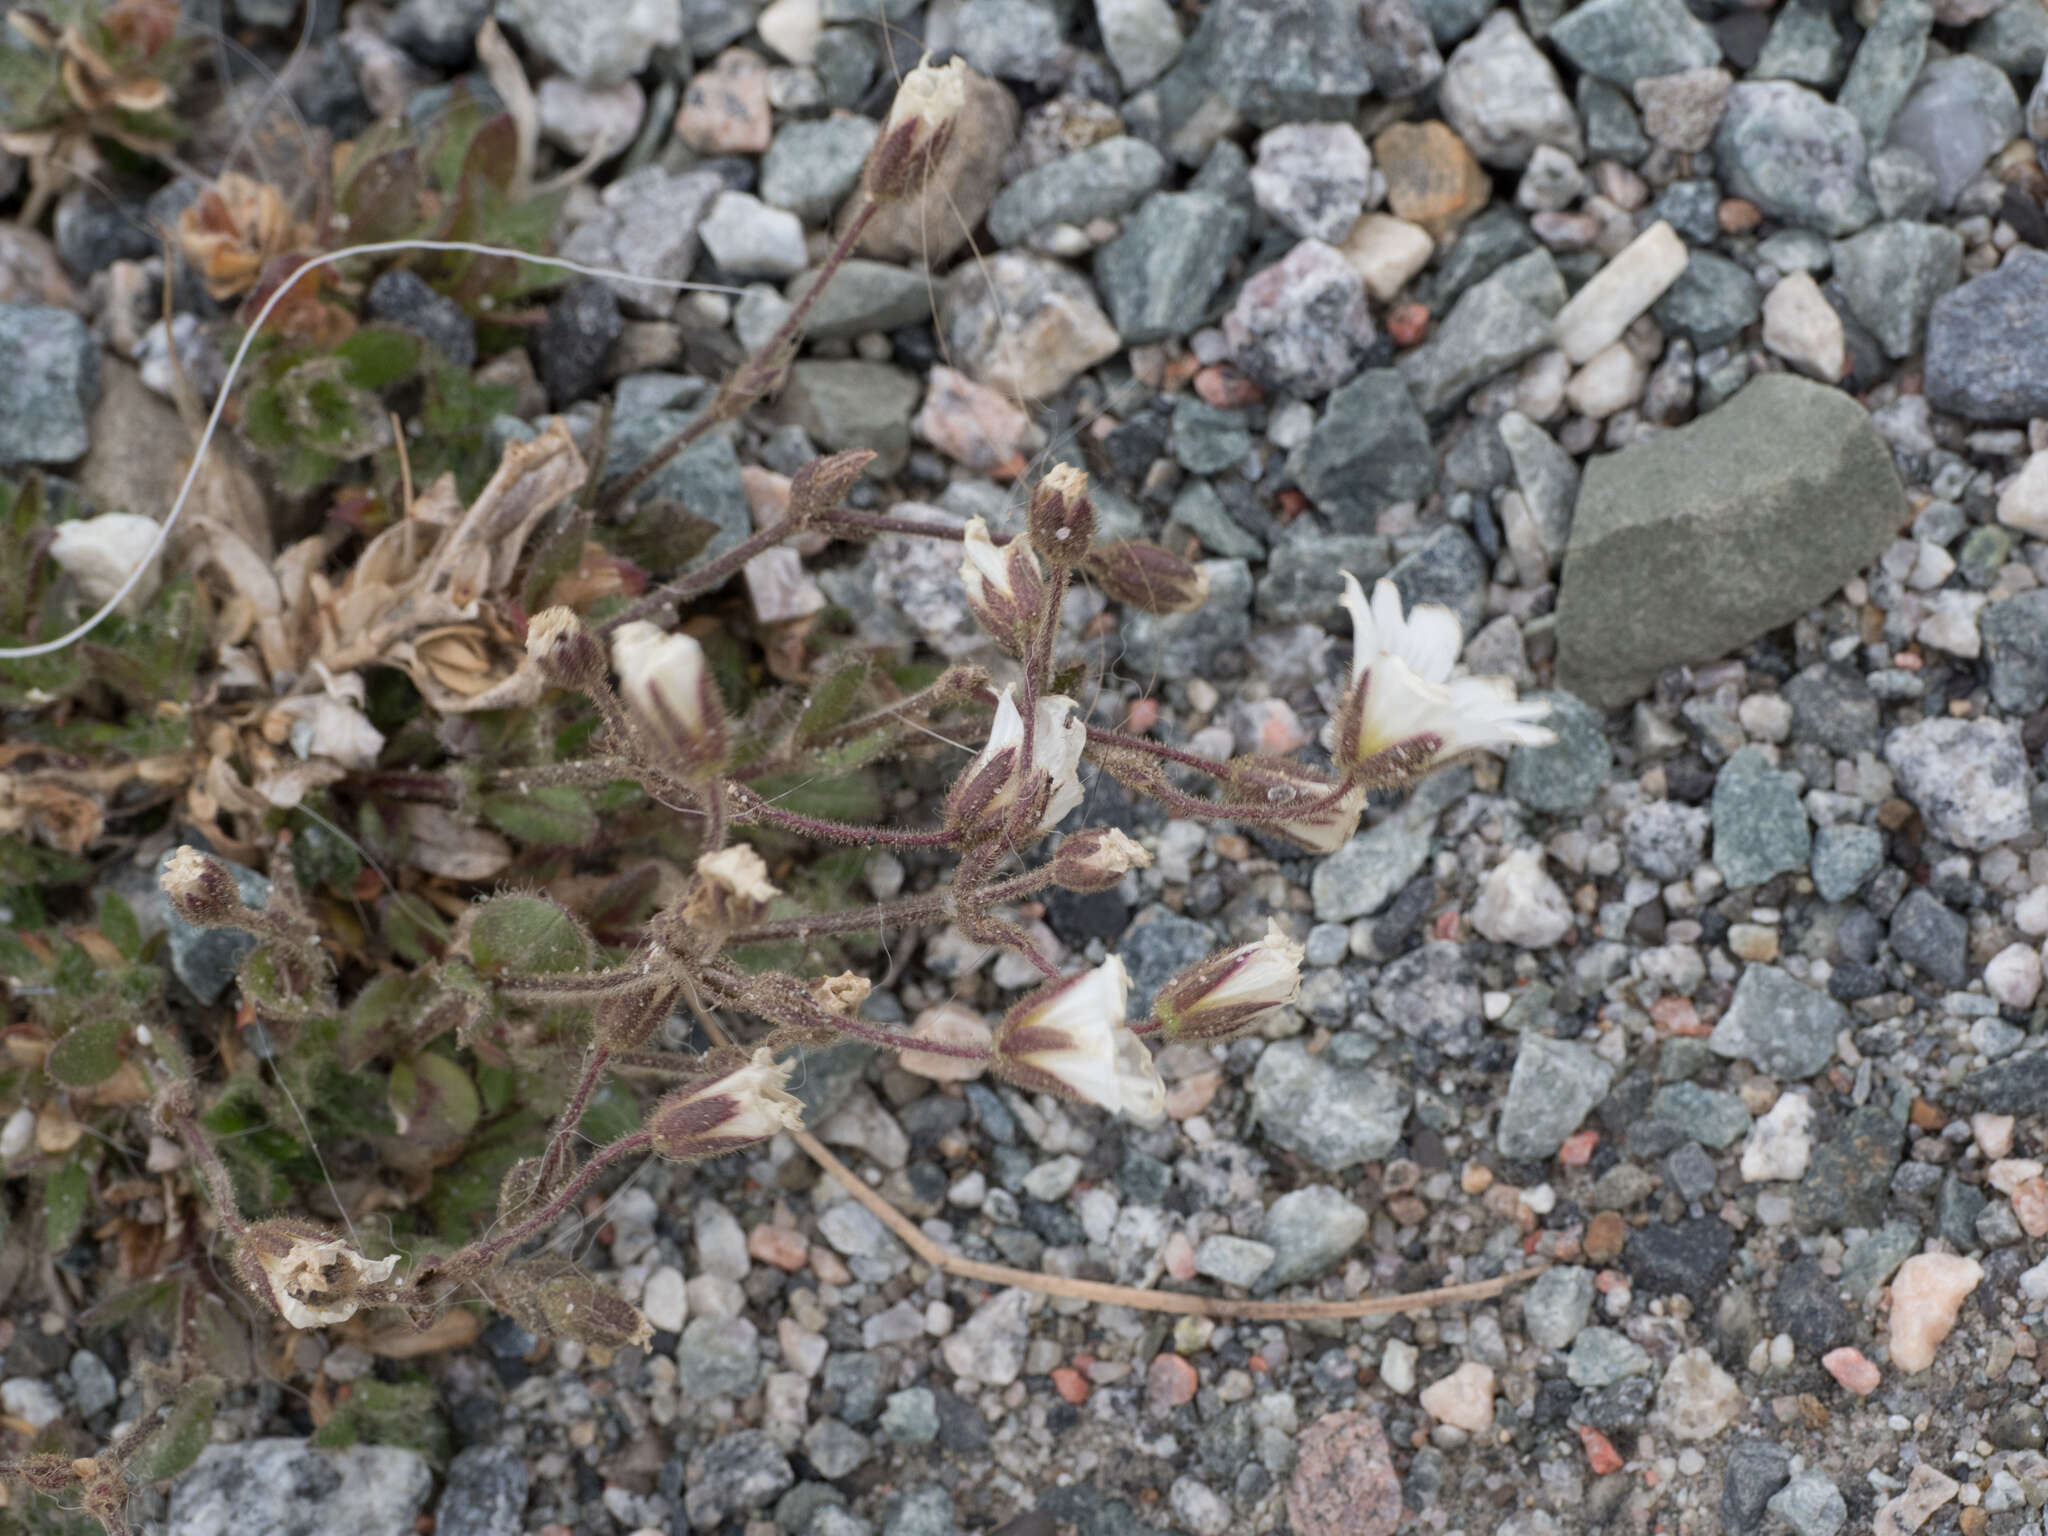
593 978 683 1054
535 1271 654 1350
161 845 249 929
1048 827 1151 893
991 957 1164 1122
863 57 967 203
958 517 1046 658
788 449 876 522
1220 756 1365 854
526 606 607 692
1026 464 1096 567
1150 922 1305 1042
232 1218 401 1330
647 1047 806 1161
610 621 728 777
1082 541 1210 614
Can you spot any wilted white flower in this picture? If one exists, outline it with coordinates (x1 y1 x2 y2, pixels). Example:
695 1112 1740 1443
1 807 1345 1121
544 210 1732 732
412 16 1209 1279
1221 755 1366 854
610 620 728 774
687 844 781 929
1149 921 1304 1041
1323 574 1554 781
865 56 969 201
1049 827 1151 891
48 511 162 614
946 686 1086 840
993 956 1165 1122
648 1047 807 1160
959 516 1045 656
236 1221 401 1330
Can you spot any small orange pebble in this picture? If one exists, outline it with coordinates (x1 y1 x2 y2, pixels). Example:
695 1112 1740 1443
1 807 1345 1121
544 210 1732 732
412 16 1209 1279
1146 1352 1199 1410
1821 1346 1880 1396
1247 1354 1268 1373
1894 650 1923 670
1194 364 1264 408
1162 352 1203 391
1717 198 1762 233
1650 995 1707 1036
1386 302 1430 346
1579 1425 1623 1475
1433 909 1460 941
1126 697 1160 734
1558 1129 1600 1167
1052 1367 1090 1405
1908 1097 1946 1131
1460 1162 1495 1195
748 1222 809 1272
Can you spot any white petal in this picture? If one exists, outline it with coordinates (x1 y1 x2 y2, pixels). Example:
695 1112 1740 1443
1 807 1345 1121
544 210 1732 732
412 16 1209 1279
1398 604 1463 683
1034 694 1087 831
1338 572 1375 688
1111 1029 1166 1123
960 517 1009 601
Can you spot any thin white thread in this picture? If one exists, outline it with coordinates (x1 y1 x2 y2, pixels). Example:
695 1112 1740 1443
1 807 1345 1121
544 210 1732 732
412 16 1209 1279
0 239 749 662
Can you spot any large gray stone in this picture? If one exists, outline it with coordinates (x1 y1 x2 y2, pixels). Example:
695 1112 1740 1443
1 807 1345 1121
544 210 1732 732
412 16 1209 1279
1829 221 1962 359
1093 191 1250 344
1554 373 1909 707
774 361 922 476
1398 250 1560 414
1249 1039 1410 1170
1310 807 1432 921
1983 590 2048 712
783 261 934 342
987 137 1168 246
1884 715 2033 850
1834 0 1931 146
0 305 99 464
1885 55 2022 209
1497 1034 1617 1160
1925 249 2048 423
1288 369 1436 527
1196 0 1373 126
1258 1184 1371 1287
1708 964 1844 1080
1714 80 1879 236
1711 745 1810 889
168 1440 433 1536
1546 0 1720 85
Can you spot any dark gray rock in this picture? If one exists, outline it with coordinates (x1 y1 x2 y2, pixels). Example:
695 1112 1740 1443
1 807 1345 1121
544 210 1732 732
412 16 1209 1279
1171 396 1253 475
988 138 1168 246
1399 250 1560 414
1886 55 2022 209
1751 0 1844 87
1497 1035 1617 1159
1546 0 1721 84
1651 250 1760 349
1769 1258 1851 1354
1359 0 1445 95
784 261 934 343
1721 1441 1793 1536
1370 940 1482 1056
436 1445 528 1536
1623 1216 1733 1301
1889 888 1969 989
367 269 476 367
1810 823 1883 902
1708 964 1843 1079
1388 523 1488 637
1121 558 1254 676
684 1431 796 1528
1580 76 1652 159
1711 745 1810 889
1259 1185 1371 1286
1714 80 1879 236
1255 531 1393 622
1925 249 2048 422
1505 690 1612 813
954 0 1063 81
1834 0 1931 146
535 281 621 407
1093 192 1250 344
759 117 880 223
1120 908 1218 1017
1793 1105 1900 1232
603 407 752 566
776 361 922 478
1828 221 1961 359
167 1440 433 1536
1225 240 1376 398
1785 663 1879 754
1198 0 1373 126
1288 369 1436 527
1249 1040 1410 1170
1984 590 2048 712
1555 374 1908 706
0 305 100 464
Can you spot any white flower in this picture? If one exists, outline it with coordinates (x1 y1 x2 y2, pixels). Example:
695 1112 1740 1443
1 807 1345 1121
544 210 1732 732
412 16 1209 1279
696 845 779 905
649 1047 807 1160
993 956 1166 1122
610 620 727 772
48 511 162 614
1323 574 1554 777
950 686 1086 838
252 1233 400 1330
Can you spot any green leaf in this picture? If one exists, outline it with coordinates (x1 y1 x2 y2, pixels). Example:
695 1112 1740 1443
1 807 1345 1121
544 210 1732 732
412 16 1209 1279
578 1079 641 1146
480 786 598 847
465 894 591 976
797 654 876 743
335 325 423 391
388 1053 480 1143
310 1379 450 1465
46 1014 128 1086
747 767 882 825
277 356 389 460
96 891 144 962
44 1158 89 1252
138 1376 221 1481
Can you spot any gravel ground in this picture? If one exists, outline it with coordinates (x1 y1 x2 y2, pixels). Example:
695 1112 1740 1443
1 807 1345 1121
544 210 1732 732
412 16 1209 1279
16 0 2048 1533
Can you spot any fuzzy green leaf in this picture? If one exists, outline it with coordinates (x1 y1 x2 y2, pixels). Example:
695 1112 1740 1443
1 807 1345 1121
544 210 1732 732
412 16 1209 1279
46 1014 127 1086
797 654 876 743
481 786 598 847
139 1376 221 1481
335 325 423 392
388 1053 481 1144
44 1158 89 1251
466 894 591 976
96 890 143 961
309 1379 451 1465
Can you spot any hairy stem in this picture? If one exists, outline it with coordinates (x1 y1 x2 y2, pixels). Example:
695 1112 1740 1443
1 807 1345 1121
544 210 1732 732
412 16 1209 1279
726 782 956 847
1082 724 1230 778
167 1111 247 1239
